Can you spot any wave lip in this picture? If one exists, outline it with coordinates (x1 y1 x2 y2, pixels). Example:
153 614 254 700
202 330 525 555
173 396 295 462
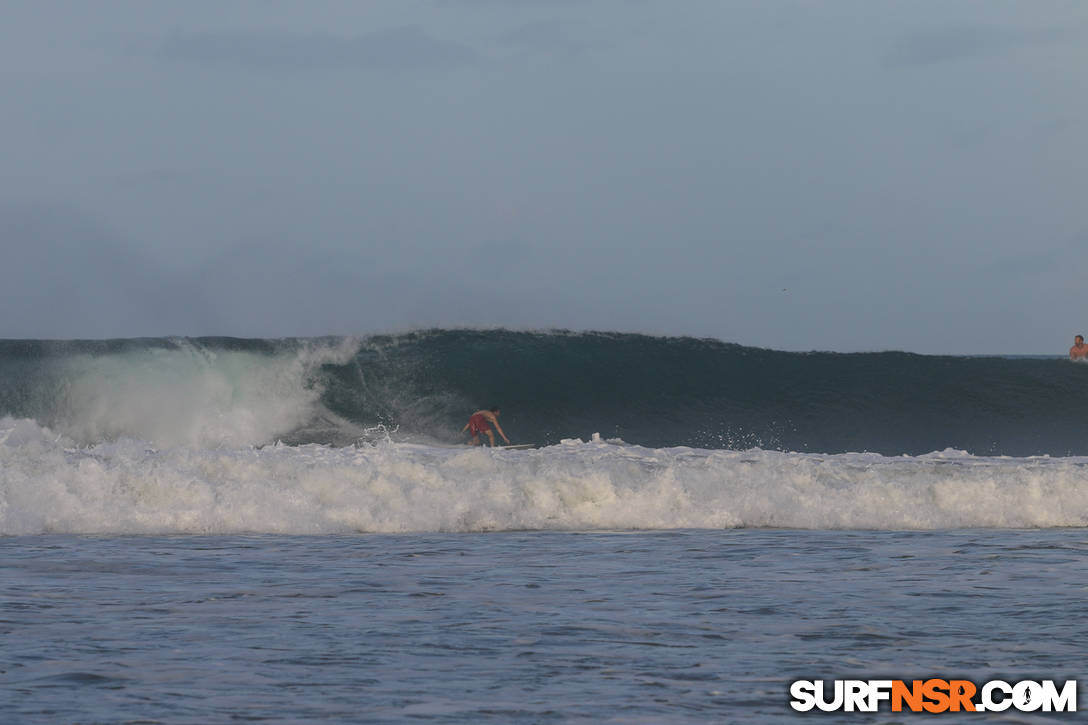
0 337 362 448
3 422 1086 535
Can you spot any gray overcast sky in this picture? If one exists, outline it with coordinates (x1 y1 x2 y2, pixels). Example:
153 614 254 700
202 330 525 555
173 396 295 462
1 0 1086 353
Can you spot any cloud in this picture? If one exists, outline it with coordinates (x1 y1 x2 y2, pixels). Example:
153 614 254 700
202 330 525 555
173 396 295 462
494 20 584 56
0 203 213 338
159 26 477 70
883 24 1063 68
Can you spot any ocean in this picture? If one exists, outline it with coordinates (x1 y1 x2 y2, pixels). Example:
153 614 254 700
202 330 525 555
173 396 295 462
2 330 1086 722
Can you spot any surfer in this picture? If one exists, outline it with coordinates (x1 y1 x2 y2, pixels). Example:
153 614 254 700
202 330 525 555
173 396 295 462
1070 335 1088 361
462 407 510 447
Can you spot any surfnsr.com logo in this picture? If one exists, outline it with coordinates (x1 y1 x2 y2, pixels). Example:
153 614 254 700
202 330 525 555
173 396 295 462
790 679 1077 713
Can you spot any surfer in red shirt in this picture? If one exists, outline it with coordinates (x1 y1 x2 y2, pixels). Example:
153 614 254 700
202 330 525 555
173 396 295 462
1071 335 1088 361
462 407 510 447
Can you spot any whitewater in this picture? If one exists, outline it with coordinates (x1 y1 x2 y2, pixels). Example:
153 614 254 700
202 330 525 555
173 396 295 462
3 417 1088 536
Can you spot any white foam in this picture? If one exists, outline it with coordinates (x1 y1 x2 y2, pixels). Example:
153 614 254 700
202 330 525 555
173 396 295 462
44 338 360 448
2 417 1087 535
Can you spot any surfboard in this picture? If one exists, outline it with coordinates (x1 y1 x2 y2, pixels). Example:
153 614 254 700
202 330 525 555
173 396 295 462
411 442 536 450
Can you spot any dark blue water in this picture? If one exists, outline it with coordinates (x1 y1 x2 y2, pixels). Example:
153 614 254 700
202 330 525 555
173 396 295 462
2 530 1084 723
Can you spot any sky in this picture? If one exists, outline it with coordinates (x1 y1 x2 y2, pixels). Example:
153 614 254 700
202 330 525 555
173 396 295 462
1 0 1086 353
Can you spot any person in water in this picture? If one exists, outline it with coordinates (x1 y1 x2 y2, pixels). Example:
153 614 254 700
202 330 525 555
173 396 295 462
1071 335 1088 361
462 407 510 447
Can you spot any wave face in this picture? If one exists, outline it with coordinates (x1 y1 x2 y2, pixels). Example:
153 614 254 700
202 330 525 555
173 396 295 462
0 329 1083 454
